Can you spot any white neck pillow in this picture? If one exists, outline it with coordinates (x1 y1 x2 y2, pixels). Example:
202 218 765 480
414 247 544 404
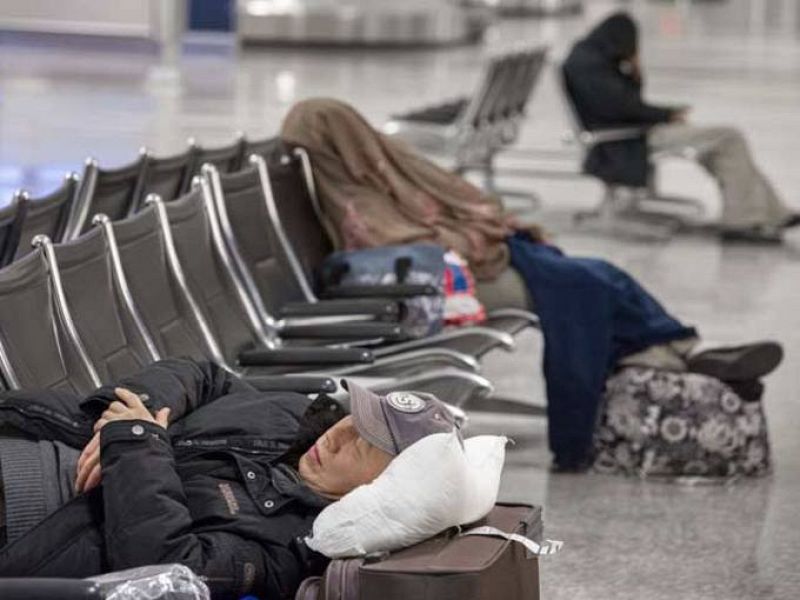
305 432 507 558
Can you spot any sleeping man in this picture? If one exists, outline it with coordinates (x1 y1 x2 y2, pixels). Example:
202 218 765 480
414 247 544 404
0 359 458 598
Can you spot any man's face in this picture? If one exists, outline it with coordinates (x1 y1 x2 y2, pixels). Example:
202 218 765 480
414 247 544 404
298 415 393 499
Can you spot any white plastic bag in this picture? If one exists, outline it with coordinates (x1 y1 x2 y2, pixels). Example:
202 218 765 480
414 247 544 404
87 564 209 600
306 432 507 558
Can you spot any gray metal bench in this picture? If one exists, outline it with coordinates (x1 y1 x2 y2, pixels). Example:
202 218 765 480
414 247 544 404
384 47 548 201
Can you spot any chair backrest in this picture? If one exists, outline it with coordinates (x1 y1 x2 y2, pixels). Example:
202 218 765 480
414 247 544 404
0 194 27 268
0 245 99 393
49 225 158 383
490 53 526 122
558 63 590 139
137 148 195 208
209 160 306 318
163 183 273 365
189 135 246 178
259 146 333 301
14 173 78 259
461 54 514 130
65 153 147 239
506 48 548 119
243 135 282 162
102 203 222 364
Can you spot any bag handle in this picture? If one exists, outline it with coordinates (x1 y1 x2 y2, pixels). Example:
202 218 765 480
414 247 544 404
461 526 563 556
328 262 350 287
394 256 412 283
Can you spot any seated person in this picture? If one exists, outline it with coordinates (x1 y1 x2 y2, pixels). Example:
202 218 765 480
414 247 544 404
0 359 458 598
280 97 784 471
562 12 800 243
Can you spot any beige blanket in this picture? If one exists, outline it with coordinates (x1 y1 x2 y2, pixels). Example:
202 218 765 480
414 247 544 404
281 97 532 280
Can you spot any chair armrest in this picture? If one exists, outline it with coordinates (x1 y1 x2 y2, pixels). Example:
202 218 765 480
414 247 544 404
580 126 648 145
320 283 440 299
239 347 374 367
0 579 102 600
244 374 339 394
279 298 400 319
280 321 406 341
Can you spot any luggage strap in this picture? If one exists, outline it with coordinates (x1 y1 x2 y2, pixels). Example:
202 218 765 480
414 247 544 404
461 526 564 556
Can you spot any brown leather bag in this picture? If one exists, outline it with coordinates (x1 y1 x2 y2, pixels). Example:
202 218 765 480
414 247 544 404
296 503 543 600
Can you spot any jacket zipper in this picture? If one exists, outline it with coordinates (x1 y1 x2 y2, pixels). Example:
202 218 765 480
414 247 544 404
0 403 83 432
175 441 283 455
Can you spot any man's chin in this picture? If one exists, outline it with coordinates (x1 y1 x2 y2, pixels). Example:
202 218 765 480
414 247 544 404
297 452 310 476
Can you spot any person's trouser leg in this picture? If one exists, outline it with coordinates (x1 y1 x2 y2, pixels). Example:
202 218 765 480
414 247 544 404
649 124 791 230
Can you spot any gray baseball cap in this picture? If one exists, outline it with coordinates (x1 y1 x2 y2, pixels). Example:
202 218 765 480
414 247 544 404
343 380 461 456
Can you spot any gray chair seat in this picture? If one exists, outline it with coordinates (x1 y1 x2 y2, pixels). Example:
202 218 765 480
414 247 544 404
212 147 539 362
155 183 492 402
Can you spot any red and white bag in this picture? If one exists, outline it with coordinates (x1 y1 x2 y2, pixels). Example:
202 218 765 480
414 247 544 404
443 251 486 326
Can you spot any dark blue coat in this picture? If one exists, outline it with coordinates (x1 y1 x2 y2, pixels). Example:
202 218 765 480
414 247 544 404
508 235 696 469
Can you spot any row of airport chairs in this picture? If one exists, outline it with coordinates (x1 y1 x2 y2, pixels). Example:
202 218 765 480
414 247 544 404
0 137 542 415
384 46 548 198
0 134 276 269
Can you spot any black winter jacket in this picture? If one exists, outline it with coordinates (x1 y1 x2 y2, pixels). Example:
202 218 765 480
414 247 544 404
0 359 341 599
562 13 676 187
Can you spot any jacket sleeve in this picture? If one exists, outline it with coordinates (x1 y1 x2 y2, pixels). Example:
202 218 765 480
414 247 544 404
100 420 306 599
575 68 675 126
0 388 92 447
80 359 253 422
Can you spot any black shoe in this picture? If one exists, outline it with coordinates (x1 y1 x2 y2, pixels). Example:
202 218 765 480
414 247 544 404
720 227 783 245
725 379 765 403
782 213 800 229
688 341 784 382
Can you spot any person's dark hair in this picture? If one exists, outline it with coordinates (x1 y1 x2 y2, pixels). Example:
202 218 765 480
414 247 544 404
279 395 348 469
584 11 638 61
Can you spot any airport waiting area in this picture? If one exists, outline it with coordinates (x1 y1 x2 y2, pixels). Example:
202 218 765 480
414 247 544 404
0 0 799 599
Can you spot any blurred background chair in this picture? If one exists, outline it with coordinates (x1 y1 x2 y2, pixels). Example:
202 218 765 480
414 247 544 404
13 173 78 260
384 47 547 203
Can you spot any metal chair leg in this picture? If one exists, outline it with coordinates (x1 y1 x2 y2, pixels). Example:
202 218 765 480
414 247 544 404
643 193 706 217
574 185 678 241
479 154 541 208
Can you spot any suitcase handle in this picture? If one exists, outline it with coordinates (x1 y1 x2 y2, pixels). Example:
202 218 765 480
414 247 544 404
461 526 563 556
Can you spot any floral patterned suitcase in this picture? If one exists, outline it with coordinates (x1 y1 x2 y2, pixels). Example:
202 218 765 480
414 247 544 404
593 367 771 479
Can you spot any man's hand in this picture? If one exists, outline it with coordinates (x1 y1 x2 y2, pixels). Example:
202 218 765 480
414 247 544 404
74 388 170 494
92 388 169 433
